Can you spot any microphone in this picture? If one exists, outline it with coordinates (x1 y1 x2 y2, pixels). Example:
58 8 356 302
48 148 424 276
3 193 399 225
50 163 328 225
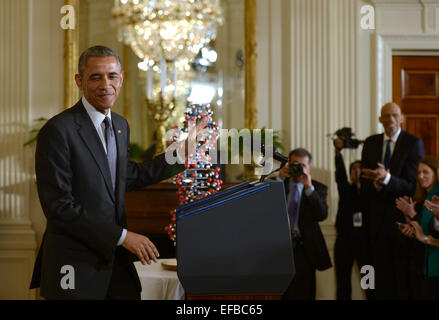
251 137 288 165
251 137 288 183
261 143 289 164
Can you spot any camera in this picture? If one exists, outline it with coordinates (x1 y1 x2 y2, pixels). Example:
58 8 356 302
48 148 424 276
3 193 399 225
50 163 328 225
290 161 304 178
333 127 363 149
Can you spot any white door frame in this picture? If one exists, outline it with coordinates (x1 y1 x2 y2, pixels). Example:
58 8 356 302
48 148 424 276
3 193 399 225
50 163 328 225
373 34 439 133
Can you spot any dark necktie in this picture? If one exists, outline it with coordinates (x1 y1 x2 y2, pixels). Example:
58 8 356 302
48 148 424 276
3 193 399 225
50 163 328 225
103 117 117 191
384 139 392 169
288 183 300 230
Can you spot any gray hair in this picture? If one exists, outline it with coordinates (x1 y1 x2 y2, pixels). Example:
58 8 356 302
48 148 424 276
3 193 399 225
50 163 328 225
78 45 122 76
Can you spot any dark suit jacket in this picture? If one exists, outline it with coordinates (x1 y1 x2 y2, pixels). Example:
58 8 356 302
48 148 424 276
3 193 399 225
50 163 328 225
30 100 184 299
361 130 424 243
334 153 368 237
284 179 332 271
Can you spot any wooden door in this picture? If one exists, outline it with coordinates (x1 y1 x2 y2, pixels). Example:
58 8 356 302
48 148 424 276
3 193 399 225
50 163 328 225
393 56 439 157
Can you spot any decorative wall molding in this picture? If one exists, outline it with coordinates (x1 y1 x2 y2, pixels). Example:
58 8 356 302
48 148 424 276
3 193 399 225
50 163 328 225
374 34 439 132
0 221 37 250
372 0 439 34
0 251 36 300
0 221 36 299
282 0 360 223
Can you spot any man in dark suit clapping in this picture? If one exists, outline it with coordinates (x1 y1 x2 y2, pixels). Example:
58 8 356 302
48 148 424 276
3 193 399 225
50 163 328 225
279 148 332 300
361 102 424 299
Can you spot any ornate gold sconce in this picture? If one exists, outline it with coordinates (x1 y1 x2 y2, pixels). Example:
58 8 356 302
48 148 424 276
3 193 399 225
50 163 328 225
145 95 176 157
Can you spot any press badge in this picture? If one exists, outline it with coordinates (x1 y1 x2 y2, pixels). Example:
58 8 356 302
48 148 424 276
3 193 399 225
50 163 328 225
353 212 362 227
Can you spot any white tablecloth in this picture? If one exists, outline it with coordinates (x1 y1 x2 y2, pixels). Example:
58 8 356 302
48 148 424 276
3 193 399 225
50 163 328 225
134 259 185 300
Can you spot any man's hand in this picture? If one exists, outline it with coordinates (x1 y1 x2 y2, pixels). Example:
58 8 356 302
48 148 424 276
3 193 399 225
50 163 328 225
176 116 210 160
279 163 290 180
361 162 389 184
298 170 312 190
333 138 344 152
122 231 160 265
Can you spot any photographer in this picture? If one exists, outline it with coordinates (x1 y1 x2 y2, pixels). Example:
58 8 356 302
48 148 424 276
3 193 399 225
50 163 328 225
279 148 332 300
333 138 370 300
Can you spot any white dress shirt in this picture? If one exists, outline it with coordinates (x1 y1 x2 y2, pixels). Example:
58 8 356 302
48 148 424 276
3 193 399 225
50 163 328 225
82 96 127 246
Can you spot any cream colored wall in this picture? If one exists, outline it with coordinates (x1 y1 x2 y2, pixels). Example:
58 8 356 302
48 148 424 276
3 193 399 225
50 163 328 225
0 0 64 299
29 0 64 259
257 0 368 299
216 0 246 181
257 0 439 300
218 0 245 133
256 0 371 300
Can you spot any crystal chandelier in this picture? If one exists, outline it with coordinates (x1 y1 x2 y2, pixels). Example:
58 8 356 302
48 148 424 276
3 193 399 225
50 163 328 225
112 0 223 158
112 0 223 66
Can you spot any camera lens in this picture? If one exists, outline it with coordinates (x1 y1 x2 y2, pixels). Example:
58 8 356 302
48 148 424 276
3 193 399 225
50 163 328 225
289 162 304 178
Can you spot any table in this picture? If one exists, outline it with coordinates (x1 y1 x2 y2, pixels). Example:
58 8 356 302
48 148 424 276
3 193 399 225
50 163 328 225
134 259 185 300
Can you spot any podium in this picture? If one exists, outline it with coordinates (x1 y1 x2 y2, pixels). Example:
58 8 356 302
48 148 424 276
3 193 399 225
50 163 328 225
176 180 295 299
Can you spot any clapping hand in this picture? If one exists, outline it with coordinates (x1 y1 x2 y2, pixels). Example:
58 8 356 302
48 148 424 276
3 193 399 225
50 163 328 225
361 163 389 185
425 195 439 220
395 196 417 220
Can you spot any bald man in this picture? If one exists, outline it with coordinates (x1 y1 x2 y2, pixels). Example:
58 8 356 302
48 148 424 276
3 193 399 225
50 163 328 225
361 102 424 299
